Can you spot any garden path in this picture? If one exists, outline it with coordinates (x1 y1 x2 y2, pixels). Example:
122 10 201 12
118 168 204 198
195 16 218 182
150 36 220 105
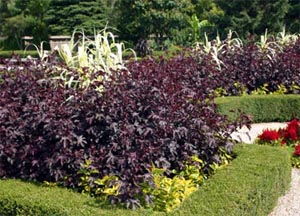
268 168 300 216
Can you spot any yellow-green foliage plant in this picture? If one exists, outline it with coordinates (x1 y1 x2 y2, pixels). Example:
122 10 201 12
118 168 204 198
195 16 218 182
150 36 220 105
172 155 206 185
251 83 269 95
140 156 206 212
291 156 300 168
56 28 136 90
77 160 120 201
141 166 198 212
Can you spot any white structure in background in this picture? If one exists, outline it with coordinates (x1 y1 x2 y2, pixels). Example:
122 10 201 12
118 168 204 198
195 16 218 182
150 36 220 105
49 36 71 52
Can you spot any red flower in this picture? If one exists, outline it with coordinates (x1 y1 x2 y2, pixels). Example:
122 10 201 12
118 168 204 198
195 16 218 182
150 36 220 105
280 140 286 146
287 119 299 129
283 118 300 141
278 128 286 138
258 129 280 142
294 144 300 157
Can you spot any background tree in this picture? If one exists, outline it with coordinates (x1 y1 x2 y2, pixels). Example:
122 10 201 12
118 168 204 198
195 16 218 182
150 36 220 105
1 0 50 49
45 0 112 35
189 0 224 41
285 0 300 33
2 15 29 49
0 0 12 36
116 0 194 50
213 0 290 39
0 0 298 51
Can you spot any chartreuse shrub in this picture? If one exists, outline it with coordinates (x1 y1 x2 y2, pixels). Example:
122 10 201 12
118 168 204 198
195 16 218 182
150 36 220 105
139 156 205 212
76 156 207 212
215 94 300 123
75 150 232 212
0 57 249 209
141 166 198 212
76 159 120 200
0 145 291 215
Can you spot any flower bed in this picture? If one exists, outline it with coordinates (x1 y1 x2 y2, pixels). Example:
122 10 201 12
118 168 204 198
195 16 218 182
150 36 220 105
256 118 300 168
0 55 249 211
0 30 299 212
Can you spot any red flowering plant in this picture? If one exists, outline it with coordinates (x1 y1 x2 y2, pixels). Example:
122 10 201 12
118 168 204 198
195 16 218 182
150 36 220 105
256 118 300 168
257 118 300 146
294 144 300 156
282 119 300 145
291 144 300 168
257 129 281 146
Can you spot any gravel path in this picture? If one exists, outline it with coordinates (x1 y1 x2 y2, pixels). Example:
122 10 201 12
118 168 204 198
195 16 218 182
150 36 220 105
233 123 300 216
268 168 300 216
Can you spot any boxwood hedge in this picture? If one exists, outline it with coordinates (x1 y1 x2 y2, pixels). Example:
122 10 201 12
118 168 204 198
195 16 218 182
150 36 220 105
0 145 291 216
216 94 300 123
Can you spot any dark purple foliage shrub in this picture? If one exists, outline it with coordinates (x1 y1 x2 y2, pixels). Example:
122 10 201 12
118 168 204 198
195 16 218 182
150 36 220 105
0 57 249 208
194 37 300 95
1 35 298 207
72 56 249 206
0 63 85 185
274 39 300 91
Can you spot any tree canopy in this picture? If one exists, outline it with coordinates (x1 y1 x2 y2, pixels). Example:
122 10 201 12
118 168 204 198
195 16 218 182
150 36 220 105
214 0 290 38
45 0 112 35
0 0 298 50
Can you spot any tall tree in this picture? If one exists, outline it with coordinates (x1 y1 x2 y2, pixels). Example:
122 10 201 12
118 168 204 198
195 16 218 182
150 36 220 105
190 0 224 40
2 14 33 49
0 0 11 36
45 0 111 35
214 0 290 38
285 0 300 33
116 0 194 49
1 0 50 48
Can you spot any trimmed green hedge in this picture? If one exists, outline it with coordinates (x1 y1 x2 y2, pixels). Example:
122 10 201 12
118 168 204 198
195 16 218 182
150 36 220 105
0 179 152 216
172 145 291 216
0 145 291 216
215 94 300 123
0 50 40 58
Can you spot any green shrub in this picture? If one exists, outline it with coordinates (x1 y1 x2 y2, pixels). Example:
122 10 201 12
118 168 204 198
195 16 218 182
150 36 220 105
0 50 39 58
170 145 291 216
0 145 290 216
215 94 300 123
